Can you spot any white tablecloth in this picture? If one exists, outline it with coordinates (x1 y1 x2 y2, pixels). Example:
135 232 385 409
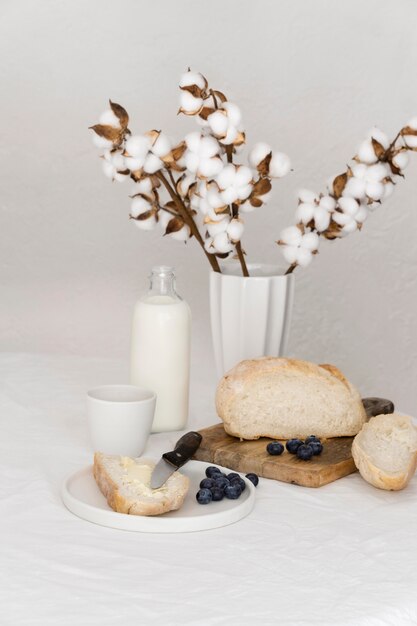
1 353 417 626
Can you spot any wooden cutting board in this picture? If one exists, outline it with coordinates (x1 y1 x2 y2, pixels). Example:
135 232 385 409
193 398 394 488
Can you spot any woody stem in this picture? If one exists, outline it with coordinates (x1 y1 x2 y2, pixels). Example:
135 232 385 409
156 171 221 273
226 146 250 277
284 263 297 275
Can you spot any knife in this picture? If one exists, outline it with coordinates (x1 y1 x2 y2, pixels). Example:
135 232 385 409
150 431 203 489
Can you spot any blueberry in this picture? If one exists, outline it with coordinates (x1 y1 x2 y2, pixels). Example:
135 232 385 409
205 466 223 478
309 441 323 455
196 488 213 504
286 438 304 454
231 477 246 491
211 487 224 501
227 472 240 481
213 476 230 490
267 441 284 456
245 473 259 487
199 478 215 489
305 435 320 444
296 444 314 460
224 484 242 499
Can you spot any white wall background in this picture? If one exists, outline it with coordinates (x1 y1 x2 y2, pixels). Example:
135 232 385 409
1 0 416 412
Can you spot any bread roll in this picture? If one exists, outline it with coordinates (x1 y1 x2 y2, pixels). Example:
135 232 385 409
216 357 366 440
352 413 417 490
93 452 189 515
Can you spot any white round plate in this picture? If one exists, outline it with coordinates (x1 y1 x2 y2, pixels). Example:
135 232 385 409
61 460 256 533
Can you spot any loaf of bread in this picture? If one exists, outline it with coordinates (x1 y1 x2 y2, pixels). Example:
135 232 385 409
93 452 189 516
216 357 367 440
352 413 417 490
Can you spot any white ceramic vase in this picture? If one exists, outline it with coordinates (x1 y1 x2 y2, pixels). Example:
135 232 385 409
210 262 295 377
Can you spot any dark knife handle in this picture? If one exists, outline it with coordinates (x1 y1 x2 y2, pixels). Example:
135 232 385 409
162 431 202 469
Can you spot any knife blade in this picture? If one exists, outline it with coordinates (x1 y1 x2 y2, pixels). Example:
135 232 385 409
150 431 203 489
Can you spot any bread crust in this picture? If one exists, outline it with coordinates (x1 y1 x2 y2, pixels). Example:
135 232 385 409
216 357 366 440
352 415 417 491
93 452 189 516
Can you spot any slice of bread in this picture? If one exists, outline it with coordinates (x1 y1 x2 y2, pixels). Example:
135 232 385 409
352 413 417 490
93 452 189 516
216 357 366 440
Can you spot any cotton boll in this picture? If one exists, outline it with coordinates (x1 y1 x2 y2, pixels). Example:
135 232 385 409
114 171 128 183
313 207 331 232
392 151 409 170
216 164 236 189
158 210 171 231
199 136 221 158
213 231 234 254
366 163 390 182
282 245 299 265
343 177 367 199
319 195 336 212
220 185 239 205
125 135 150 158
171 225 191 241
333 212 352 227
135 177 153 195
269 152 291 178
124 156 144 171
198 157 223 178
365 181 385 201
185 131 202 153
110 151 126 170
296 247 313 267
367 126 389 149
206 186 225 210
341 220 358 235
350 163 368 179
99 109 121 128
295 203 315 224
207 110 229 136
223 102 242 127
184 151 200 174
339 197 359 216
143 153 163 174
196 116 209 128
239 202 257 213
131 196 151 217
248 142 272 168
220 125 238 146
403 135 417 149
280 226 302 246
206 207 229 222
177 174 195 197
179 71 206 89
300 231 319 251
355 205 369 223
236 184 253 201
92 134 113 150
134 214 157 231
298 189 318 204
204 237 215 253
227 218 244 242
151 133 171 158
235 165 253 186
383 181 395 199
257 191 271 205
179 91 203 114
102 160 116 179
206 218 229 237
357 139 378 164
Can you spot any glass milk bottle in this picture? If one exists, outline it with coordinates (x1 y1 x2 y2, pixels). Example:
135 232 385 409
130 266 191 432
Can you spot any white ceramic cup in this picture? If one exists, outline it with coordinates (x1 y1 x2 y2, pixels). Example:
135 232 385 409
87 385 156 457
